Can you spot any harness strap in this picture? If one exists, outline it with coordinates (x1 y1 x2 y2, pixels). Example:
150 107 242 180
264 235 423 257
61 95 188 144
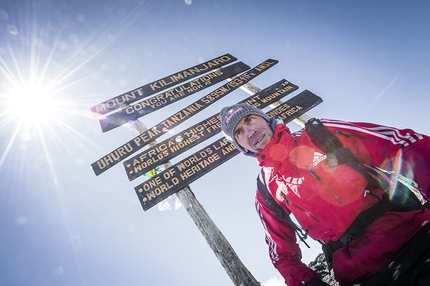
305 119 383 188
256 170 310 248
322 196 395 268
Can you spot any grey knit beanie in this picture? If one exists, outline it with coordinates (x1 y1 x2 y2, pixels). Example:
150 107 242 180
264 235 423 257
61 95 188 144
219 103 271 153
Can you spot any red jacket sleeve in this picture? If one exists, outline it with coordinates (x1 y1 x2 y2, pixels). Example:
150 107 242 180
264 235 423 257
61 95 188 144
255 190 320 286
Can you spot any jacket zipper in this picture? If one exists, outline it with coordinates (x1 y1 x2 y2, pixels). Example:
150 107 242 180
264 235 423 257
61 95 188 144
279 190 321 223
308 167 343 204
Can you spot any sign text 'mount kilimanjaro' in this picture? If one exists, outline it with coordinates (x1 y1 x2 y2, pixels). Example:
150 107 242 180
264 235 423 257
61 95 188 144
123 79 298 181
90 53 237 116
135 90 323 211
91 59 278 176
99 61 250 132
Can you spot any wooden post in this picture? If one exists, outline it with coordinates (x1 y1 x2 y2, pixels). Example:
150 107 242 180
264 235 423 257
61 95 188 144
130 120 260 286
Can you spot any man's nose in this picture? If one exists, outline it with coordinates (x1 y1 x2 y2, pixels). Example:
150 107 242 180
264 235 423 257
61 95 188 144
243 125 255 137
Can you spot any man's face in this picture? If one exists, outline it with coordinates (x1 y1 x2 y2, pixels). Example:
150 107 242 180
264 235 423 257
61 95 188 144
233 115 273 153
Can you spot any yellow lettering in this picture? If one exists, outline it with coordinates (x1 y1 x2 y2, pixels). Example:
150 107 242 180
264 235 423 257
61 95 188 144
222 144 236 155
170 73 184 82
97 160 106 169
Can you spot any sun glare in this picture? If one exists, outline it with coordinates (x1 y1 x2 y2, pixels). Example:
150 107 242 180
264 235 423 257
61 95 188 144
5 83 57 124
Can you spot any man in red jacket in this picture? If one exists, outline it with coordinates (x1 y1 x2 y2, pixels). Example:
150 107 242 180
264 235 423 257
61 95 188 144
219 103 430 286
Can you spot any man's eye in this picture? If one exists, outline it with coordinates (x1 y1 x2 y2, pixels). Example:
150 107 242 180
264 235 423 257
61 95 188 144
246 116 255 123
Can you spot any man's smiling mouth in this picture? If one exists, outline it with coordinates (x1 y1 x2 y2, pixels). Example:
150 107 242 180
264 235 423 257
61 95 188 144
252 133 265 147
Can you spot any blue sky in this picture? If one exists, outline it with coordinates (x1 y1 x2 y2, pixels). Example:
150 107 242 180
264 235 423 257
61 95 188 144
0 1 429 285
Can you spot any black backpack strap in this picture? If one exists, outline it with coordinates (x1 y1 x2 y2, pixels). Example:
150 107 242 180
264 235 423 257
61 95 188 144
305 118 384 188
256 170 310 248
257 171 287 220
305 118 426 205
305 118 424 268
322 197 395 269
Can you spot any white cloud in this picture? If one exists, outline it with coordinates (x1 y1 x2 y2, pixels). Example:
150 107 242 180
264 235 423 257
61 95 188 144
262 276 285 286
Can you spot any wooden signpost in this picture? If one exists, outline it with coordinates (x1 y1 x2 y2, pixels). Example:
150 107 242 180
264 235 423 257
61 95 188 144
91 54 322 286
91 59 278 175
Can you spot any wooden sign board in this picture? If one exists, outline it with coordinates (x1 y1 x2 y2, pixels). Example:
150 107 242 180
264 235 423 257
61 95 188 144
99 62 250 132
90 54 238 116
91 59 278 176
135 90 323 211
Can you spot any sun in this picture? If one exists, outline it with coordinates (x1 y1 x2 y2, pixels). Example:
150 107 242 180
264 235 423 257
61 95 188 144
0 80 63 168
3 83 58 124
